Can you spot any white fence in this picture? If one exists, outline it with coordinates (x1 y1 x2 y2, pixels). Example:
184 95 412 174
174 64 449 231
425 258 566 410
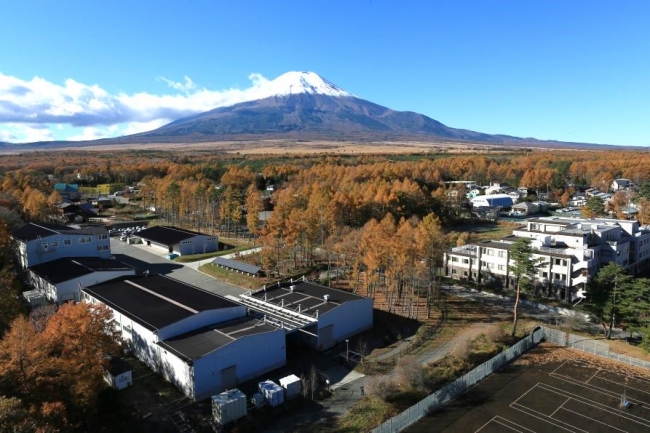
371 327 545 433
371 326 650 433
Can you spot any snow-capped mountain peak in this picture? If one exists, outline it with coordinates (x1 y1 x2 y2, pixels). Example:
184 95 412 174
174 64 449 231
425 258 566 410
262 71 353 98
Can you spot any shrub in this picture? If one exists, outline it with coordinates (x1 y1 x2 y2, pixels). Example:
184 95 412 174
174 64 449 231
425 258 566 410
366 375 398 401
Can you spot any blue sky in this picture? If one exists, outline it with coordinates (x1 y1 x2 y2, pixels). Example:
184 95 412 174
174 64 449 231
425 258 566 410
1 1 648 145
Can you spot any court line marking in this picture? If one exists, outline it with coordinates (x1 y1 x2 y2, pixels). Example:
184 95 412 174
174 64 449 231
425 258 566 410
551 372 650 410
494 416 537 433
557 406 629 433
588 373 650 397
510 403 580 433
476 416 525 433
551 397 571 418
586 368 600 384
560 359 650 389
537 382 650 428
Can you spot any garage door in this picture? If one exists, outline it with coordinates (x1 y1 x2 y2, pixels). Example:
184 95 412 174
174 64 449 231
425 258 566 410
221 365 237 390
319 324 335 350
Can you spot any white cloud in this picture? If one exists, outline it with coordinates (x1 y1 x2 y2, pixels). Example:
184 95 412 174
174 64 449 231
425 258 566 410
0 123 54 143
0 71 293 142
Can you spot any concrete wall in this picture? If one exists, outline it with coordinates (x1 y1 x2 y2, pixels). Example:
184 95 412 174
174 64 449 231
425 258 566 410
173 235 218 256
192 329 287 401
318 298 374 348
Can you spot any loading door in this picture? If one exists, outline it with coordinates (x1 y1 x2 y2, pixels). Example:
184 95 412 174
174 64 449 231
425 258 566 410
319 324 335 350
220 365 237 390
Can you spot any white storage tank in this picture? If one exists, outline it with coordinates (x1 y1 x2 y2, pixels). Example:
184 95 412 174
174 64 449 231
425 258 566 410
258 380 285 407
212 388 247 425
279 374 302 399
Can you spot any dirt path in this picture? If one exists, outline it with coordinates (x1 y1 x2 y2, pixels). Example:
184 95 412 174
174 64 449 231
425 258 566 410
415 323 489 366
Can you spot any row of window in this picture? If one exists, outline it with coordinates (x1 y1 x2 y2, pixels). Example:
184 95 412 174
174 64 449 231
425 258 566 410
480 248 506 258
41 235 110 250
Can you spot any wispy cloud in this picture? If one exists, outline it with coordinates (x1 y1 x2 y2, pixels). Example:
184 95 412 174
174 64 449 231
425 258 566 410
0 71 284 143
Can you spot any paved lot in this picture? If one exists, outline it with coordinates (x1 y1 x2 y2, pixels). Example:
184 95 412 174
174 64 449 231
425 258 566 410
110 238 248 298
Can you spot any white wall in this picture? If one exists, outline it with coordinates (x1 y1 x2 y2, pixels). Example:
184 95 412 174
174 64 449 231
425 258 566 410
28 269 136 304
318 299 373 347
20 233 111 268
174 235 219 256
192 329 286 401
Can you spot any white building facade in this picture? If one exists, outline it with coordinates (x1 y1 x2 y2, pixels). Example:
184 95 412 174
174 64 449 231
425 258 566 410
444 216 650 301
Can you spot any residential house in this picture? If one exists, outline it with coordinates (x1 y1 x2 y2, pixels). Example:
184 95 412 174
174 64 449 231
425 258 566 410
444 216 650 301
611 179 632 191
54 183 81 201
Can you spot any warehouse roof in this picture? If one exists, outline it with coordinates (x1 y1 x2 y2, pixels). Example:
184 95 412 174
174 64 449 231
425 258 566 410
249 281 365 315
11 222 107 242
29 257 134 284
159 316 279 362
83 275 239 331
136 226 210 246
212 257 260 275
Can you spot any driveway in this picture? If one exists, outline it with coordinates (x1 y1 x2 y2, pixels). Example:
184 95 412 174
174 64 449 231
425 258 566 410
110 238 248 298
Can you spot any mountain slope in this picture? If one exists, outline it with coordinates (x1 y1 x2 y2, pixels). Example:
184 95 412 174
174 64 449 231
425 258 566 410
134 72 521 143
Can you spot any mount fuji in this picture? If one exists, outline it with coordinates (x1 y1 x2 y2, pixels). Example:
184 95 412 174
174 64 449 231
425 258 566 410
127 71 528 144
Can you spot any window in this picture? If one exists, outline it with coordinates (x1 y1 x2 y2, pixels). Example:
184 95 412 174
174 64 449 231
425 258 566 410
543 272 548 278
451 257 458 262
78 236 92 244
63 239 71 246
50 241 58 247
498 251 506 258
98 234 108 240
462 258 469 264
451 269 457 274
498 265 505 271
97 245 109 251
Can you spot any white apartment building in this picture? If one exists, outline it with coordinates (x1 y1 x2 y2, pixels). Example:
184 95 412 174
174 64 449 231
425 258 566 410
444 216 650 301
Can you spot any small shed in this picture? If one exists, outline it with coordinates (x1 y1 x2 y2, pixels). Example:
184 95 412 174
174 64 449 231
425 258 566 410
212 257 261 277
104 358 132 390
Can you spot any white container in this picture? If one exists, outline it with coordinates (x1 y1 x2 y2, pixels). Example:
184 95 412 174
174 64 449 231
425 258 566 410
279 374 302 399
258 380 285 407
212 388 247 425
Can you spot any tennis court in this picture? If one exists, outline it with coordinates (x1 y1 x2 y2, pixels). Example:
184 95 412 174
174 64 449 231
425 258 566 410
407 346 650 433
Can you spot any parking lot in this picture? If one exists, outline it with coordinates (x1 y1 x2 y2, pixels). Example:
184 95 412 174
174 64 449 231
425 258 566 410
109 238 249 299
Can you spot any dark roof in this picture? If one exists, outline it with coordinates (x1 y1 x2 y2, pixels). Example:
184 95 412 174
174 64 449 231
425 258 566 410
11 223 107 242
249 281 365 315
136 226 208 246
159 316 279 362
83 275 239 331
11 222 71 241
212 257 260 274
29 257 134 284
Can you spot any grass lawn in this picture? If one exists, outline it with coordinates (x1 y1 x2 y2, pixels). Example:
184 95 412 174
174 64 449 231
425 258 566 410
173 243 254 263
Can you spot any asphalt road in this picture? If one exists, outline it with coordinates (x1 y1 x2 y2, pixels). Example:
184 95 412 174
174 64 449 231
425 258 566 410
109 238 249 298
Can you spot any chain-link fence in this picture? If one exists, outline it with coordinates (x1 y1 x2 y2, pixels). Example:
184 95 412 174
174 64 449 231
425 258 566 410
371 327 545 433
371 326 650 433
543 326 650 370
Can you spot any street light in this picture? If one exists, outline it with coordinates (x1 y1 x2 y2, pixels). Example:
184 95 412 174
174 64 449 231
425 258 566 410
345 339 349 362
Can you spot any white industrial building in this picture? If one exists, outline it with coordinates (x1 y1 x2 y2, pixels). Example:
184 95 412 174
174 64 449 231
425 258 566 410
136 226 218 256
470 193 514 209
11 222 111 269
239 280 374 350
444 216 650 301
27 257 135 304
82 275 286 401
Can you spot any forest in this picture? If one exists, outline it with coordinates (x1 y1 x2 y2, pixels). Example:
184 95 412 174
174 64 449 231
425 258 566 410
3 147 650 428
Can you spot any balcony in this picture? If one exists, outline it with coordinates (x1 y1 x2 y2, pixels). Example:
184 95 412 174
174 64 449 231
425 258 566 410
450 245 478 257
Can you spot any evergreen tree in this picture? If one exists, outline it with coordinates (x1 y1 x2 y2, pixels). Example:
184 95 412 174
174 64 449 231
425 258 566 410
508 239 544 337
